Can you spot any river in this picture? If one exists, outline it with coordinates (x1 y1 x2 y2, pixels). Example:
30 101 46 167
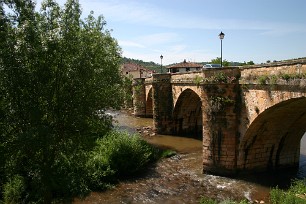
74 110 306 204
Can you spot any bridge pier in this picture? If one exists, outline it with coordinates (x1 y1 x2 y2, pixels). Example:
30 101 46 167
151 74 174 134
202 84 240 176
132 78 146 117
132 59 306 176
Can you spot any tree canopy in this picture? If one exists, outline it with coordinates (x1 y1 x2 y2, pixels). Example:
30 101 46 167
0 0 125 202
210 57 230 67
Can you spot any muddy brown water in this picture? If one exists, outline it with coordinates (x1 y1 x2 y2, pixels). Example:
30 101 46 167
74 110 306 204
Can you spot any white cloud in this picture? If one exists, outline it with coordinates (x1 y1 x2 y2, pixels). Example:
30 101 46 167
77 0 305 35
36 0 306 35
34 0 306 64
78 0 163 25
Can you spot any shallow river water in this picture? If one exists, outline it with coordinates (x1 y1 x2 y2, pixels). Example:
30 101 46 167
74 110 306 204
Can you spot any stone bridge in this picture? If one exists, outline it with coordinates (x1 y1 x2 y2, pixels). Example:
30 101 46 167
132 59 306 176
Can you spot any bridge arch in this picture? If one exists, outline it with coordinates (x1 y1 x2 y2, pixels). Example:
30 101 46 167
173 86 201 109
238 97 306 172
172 88 202 139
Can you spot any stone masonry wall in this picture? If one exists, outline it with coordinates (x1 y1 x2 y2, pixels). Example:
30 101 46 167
152 74 174 134
132 78 146 116
202 83 240 175
133 59 306 175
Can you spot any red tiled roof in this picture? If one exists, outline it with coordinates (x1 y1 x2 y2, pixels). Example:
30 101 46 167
121 62 147 72
167 60 202 69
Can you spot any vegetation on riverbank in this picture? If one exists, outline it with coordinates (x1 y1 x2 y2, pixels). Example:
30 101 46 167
200 179 306 204
87 131 161 190
1 130 162 203
270 179 306 204
200 197 248 204
0 0 154 203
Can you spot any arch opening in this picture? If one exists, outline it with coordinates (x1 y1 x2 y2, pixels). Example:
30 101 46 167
172 89 202 140
145 88 153 118
238 97 306 173
298 132 306 178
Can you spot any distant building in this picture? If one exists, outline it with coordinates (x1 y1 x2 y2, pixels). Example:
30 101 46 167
167 59 202 74
121 62 153 79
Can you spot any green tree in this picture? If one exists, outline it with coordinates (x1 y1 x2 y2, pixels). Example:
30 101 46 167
0 0 123 202
211 57 230 67
247 60 255 65
241 60 255 66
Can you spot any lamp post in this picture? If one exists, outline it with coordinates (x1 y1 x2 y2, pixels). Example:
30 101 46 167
219 31 225 67
160 55 163 73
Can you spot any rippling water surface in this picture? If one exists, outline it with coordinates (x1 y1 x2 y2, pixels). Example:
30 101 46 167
74 110 306 204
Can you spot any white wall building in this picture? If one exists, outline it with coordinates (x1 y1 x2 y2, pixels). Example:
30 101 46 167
167 60 202 74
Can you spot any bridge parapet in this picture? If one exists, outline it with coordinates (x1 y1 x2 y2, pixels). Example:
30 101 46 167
170 71 204 83
132 59 306 176
240 59 306 85
170 67 240 85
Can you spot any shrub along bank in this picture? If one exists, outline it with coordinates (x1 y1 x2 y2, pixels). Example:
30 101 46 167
199 179 306 204
2 131 162 203
0 0 140 203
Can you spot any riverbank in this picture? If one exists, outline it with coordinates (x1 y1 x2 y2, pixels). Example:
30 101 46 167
74 111 272 203
74 146 262 204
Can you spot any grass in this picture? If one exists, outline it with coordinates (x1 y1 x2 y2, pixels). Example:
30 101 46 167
200 179 306 204
199 197 248 204
270 179 306 204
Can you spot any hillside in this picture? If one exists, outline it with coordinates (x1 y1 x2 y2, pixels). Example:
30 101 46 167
122 57 306 71
121 57 244 71
121 57 160 72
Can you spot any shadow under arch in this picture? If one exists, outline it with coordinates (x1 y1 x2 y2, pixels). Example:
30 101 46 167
172 88 202 140
145 88 153 118
238 97 306 173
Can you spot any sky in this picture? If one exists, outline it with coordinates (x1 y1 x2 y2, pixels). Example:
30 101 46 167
35 0 306 65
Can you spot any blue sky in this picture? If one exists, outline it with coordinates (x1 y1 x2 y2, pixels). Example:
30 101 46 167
36 0 306 65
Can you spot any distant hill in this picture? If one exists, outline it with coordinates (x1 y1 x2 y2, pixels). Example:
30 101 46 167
121 57 245 70
121 57 161 72
121 57 306 70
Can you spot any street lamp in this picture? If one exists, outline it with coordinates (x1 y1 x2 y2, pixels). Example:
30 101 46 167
160 55 163 73
219 31 225 67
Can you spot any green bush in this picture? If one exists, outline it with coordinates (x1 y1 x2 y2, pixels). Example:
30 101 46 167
161 149 177 158
50 151 91 198
258 75 269 85
200 197 218 204
213 72 228 83
289 179 306 194
270 179 306 204
3 175 26 204
0 0 124 202
200 197 249 204
280 73 291 82
270 75 278 84
87 131 160 190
